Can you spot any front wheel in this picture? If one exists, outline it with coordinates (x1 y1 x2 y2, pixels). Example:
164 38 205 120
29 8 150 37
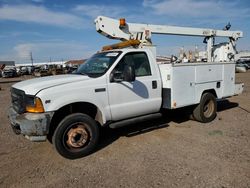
193 92 217 123
52 113 99 159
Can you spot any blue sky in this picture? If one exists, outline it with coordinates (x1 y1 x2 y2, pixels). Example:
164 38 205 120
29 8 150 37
0 0 250 64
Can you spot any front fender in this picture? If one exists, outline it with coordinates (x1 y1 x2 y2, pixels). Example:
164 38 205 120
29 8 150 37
36 80 111 124
48 99 109 124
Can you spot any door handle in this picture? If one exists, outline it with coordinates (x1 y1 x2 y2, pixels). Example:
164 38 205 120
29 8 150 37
152 80 157 89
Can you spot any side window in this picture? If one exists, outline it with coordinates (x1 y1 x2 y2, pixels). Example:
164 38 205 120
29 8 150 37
133 53 151 77
112 52 151 78
114 54 134 73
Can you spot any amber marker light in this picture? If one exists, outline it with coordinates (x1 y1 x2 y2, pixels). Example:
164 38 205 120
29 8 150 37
119 18 126 27
173 101 177 108
26 98 45 113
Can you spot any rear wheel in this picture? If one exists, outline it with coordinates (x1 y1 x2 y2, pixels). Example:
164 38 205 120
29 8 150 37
52 113 99 159
193 92 217 123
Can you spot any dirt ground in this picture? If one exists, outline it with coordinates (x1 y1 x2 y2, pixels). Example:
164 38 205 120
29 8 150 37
0 72 250 188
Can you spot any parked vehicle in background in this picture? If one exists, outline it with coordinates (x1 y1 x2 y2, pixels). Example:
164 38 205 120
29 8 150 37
236 60 249 73
245 60 250 67
19 66 29 75
2 66 17 78
64 65 79 74
38 69 52 77
33 66 41 77
51 65 64 75
236 60 250 69
27 66 35 75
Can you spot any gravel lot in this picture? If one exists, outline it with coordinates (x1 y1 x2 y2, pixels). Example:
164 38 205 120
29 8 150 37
0 72 250 188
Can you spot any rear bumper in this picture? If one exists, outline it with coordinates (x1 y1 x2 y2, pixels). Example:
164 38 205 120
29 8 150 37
234 83 244 95
8 107 54 141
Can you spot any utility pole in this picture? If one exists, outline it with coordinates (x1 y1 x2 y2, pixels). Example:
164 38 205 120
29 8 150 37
30 52 34 66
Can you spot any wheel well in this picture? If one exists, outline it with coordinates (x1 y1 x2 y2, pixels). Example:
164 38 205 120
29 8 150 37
48 102 102 141
202 89 217 98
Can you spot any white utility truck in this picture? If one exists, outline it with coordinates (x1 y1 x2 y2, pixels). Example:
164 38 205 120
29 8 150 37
9 16 244 159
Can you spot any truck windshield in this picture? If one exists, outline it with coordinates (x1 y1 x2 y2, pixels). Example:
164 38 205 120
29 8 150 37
75 51 121 78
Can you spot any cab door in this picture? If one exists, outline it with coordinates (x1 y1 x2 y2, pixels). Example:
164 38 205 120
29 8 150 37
107 52 161 121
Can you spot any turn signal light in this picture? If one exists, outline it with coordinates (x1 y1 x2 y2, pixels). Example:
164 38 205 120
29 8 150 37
26 98 45 113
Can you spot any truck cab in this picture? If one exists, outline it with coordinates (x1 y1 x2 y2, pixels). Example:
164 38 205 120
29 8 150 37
9 48 164 159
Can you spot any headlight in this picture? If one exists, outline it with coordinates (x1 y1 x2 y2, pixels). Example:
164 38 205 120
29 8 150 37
25 96 44 113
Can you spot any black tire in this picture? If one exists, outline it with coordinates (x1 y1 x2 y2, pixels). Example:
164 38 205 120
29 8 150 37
193 92 217 123
52 113 99 159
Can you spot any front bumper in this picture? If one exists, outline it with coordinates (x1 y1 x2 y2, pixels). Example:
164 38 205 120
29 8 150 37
8 107 54 141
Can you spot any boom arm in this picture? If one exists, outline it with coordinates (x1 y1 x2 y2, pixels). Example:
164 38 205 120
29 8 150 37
95 16 243 62
95 16 242 42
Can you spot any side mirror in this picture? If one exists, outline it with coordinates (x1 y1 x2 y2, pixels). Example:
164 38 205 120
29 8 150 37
112 71 123 82
111 65 135 83
123 65 135 82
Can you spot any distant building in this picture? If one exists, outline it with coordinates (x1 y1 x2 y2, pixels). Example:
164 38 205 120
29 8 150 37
0 61 15 66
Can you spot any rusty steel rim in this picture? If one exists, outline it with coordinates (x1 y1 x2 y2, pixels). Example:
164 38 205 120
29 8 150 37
66 123 90 148
203 100 214 118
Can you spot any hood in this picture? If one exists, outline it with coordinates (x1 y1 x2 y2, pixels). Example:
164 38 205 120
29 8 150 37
13 74 90 95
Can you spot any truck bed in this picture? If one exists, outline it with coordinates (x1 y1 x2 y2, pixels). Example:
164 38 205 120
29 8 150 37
158 62 237 109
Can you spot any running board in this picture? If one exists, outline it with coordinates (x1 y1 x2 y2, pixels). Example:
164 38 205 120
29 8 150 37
109 113 162 129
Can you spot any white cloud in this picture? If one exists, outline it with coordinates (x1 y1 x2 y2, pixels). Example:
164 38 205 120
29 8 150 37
0 4 86 28
73 4 126 18
0 42 94 63
14 43 33 59
143 0 250 19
